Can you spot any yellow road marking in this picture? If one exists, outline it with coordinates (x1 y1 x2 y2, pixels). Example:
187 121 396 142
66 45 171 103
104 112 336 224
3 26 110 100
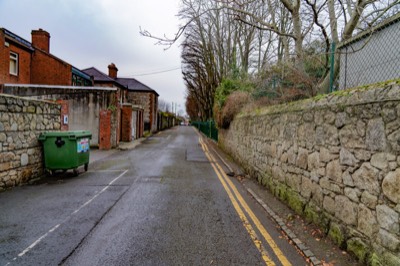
202 142 275 266
198 135 292 266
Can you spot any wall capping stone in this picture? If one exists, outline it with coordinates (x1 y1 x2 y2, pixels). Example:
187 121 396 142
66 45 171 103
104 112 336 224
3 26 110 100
238 83 400 118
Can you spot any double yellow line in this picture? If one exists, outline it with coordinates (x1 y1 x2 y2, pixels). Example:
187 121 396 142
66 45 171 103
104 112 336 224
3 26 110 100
198 136 292 266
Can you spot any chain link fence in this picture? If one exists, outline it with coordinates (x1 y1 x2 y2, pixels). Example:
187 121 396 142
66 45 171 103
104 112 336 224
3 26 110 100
250 13 399 99
337 13 400 90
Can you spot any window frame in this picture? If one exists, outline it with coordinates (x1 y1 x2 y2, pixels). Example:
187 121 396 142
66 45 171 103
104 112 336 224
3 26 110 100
9 51 18 76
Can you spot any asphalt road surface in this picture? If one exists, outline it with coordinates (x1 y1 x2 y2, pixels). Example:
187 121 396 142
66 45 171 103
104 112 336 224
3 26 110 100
0 126 306 265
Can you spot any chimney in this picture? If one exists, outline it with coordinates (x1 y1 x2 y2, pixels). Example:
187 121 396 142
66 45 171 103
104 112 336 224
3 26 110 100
31 29 50 53
108 63 118 78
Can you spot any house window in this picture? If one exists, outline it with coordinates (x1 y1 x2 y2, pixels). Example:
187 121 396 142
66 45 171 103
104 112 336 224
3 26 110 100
9 52 18 75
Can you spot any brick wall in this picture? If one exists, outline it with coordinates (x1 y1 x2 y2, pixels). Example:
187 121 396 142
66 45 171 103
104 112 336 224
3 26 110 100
31 49 72 85
99 110 112 150
219 84 400 264
121 105 132 142
0 94 61 190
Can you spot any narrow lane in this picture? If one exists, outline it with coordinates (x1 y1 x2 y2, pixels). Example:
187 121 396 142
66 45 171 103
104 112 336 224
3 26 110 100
0 126 306 265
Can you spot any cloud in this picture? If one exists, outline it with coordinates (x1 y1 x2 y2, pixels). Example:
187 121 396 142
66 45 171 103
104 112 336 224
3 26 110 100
0 0 186 109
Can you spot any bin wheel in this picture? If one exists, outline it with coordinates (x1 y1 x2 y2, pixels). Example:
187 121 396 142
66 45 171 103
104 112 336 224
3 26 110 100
47 169 55 176
73 169 79 176
84 163 88 172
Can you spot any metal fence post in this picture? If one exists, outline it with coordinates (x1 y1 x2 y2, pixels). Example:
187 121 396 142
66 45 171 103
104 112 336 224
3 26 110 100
329 41 336 93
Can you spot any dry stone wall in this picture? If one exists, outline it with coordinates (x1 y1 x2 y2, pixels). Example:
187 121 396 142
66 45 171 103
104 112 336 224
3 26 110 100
0 94 61 190
219 83 400 265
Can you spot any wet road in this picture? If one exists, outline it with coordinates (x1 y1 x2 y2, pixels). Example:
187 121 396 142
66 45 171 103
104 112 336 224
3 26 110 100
0 126 306 265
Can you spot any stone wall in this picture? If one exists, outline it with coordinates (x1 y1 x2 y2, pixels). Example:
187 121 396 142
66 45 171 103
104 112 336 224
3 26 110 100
219 83 400 265
1 84 116 147
0 94 61 190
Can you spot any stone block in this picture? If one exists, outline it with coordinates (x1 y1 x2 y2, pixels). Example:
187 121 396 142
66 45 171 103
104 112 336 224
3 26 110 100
376 205 399 233
301 176 312 199
366 118 387 151
287 174 301 192
323 196 336 215
377 229 400 252
326 160 342 183
27 106 36 113
320 177 341 193
0 133 6 142
344 187 361 202
371 153 392 170
335 195 358 225
376 251 400 266
340 148 358 166
361 191 378 209
287 147 297 165
335 112 348 128
342 170 355 187
324 110 335 124
382 169 400 204
352 163 380 195
287 189 306 215
310 182 324 206
303 112 313 122
347 237 369 263
307 151 319 170
20 153 29 166
339 124 365 149
296 148 308 169
328 222 346 248
324 124 339 146
358 204 378 236
320 147 336 163
0 162 12 172
354 149 371 161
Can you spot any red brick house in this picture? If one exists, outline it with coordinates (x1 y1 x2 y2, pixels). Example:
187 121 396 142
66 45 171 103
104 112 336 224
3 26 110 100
0 28 119 150
0 28 92 86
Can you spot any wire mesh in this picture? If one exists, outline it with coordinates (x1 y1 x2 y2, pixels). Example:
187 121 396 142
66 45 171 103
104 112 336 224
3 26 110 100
337 15 400 90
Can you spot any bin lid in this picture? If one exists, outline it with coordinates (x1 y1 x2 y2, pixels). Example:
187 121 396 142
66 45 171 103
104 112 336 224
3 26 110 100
39 130 92 141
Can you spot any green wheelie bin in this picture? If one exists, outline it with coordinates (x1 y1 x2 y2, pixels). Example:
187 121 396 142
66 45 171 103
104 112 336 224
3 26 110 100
38 130 92 175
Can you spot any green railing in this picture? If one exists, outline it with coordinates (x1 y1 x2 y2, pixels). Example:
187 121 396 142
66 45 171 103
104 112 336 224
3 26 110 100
191 121 218 141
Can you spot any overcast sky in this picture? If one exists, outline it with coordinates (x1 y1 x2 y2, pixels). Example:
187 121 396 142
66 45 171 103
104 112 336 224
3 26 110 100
0 0 186 113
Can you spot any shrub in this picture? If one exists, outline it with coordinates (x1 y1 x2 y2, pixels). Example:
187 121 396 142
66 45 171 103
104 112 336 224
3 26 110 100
218 91 250 129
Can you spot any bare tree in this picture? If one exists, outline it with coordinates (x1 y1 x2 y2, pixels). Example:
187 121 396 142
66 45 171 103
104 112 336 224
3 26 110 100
141 0 399 118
